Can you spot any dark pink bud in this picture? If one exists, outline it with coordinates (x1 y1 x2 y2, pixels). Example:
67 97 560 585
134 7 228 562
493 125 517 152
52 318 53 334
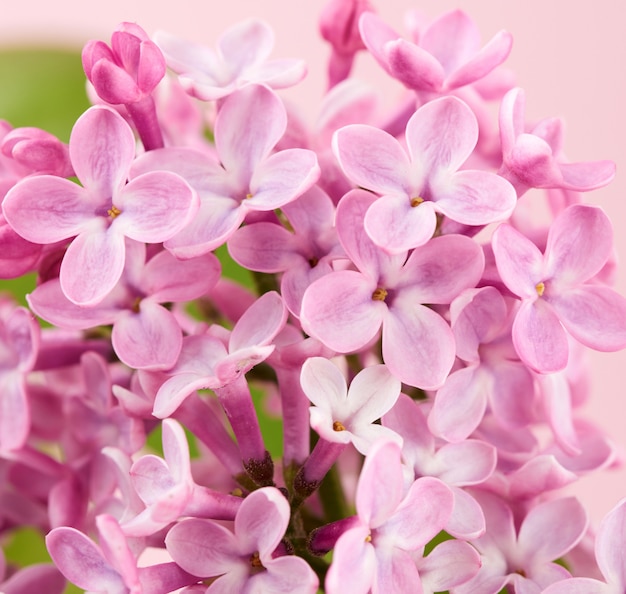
2 127 73 177
320 0 372 55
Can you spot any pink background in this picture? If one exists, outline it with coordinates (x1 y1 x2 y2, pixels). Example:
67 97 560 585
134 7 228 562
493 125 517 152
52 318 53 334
2 1 624 523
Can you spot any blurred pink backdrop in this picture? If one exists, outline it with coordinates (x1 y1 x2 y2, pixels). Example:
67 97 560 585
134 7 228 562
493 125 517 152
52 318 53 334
1 0 624 524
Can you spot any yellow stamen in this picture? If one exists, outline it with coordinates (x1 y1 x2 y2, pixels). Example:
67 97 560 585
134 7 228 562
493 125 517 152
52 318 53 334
535 282 545 297
246 192 254 199
250 552 264 569
107 205 122 218
372 287 388 301
333 421 346 432
410 196 424 207
365 534 372 542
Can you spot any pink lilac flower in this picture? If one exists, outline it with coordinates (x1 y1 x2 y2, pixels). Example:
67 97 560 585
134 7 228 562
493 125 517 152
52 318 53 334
82 22 167 150
332 95 516 253
358 10 512 94
498 87 616 196
165 486 319 594
319 0 373 88
0 301 40 452
2 105 199 306
455 490 588 594
301 188 484 389
154 19 307 101
492 203 626 373
130 84 320 258
228 185 345 317
28 240 220 370
384 393 496 539
325 439 455 594
47 514 197 593
543 497 626 594
428 286 537 442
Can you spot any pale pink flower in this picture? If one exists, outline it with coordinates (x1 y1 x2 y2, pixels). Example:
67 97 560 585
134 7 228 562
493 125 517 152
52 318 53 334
154 19 306 101
2 105 199 306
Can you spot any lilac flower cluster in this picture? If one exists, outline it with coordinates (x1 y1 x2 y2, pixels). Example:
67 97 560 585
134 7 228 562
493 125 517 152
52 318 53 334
0 1 625 593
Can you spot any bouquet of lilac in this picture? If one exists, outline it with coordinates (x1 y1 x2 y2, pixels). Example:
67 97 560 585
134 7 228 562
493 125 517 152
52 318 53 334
1 1 625 593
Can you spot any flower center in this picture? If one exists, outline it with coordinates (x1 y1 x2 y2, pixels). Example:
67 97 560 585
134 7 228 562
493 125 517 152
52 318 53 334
535 281 545 297
333 420 346 432
107 205 122 218
249 551 265 569
372 287 388 301
410 196 424 207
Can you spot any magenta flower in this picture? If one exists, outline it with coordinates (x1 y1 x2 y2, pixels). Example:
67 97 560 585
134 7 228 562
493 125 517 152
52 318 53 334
2 105 199 306
154 19 306 101
333 96 516 253
359 10 512 94
301 188 484 389
325 439 454 594
492 203 626 373
543 497 626 594
165 487 319 594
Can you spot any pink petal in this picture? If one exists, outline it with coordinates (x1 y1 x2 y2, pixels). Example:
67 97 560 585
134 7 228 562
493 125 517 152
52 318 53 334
508 456 577 500
406 96 478 174
358 12 400 73
383 476 454 549
115 171 198 243
552 285 626 352
385 37 446 91
489 362 537 428
215 85 286 184
27 279 119 330
374 548 424 594
111 302 182 370
0 373 29 451
218 19 274 72
434 440 496 486
95 515 139 588
2 177 96 243
235 487 289 557
348 364 401 425
499 87 526 155
228 290 287 351
90 59 141 104
215 344 275 385
69 106 135 196
46 527 125 592
429 366 488 442
143 250 221 303
518 497 587 564
596 498 626 588
164 197 243 258
300 357 347 410
254 556 319 594
398 234 484 304
446 487 486 540
559 160 615 191
364 193 437 253
301 270 384 353
434 169 516 225
228 222 302 272
60 227 126 306
248 148 320 210
542 578 612 594
165 518 239 577
545 204 613 285
512 299 569 373
446 30 513 89
335 189 405 280
383 303 456 390
325 524 375 594
332 124 411 196
357 440 404 528
491 223 544 299
419 539 481 592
